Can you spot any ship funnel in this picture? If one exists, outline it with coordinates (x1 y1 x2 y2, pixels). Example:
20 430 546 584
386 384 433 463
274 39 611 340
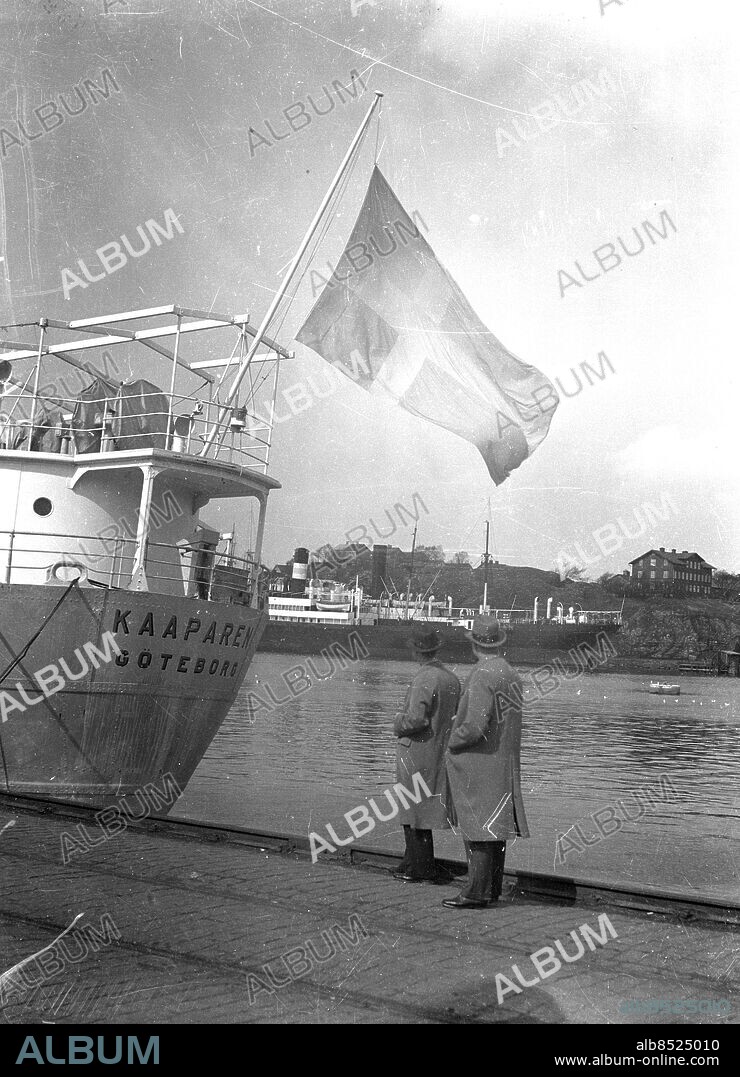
289 547 309 594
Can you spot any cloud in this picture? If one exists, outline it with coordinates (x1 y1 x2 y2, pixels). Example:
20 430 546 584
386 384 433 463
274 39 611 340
616 426 733 481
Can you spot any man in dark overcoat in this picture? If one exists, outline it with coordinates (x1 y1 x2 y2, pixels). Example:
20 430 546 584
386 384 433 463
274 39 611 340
443 615 529 908
393 627 460 882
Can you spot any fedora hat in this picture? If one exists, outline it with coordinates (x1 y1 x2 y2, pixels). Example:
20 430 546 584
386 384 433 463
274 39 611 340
467 615 507 649
408 627 442 654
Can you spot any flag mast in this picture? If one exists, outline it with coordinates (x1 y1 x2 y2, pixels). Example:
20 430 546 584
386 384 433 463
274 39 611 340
199 90 384 457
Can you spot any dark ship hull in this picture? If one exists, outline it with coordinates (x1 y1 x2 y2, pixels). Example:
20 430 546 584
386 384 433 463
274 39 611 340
258 618 620 666
0 584 266 808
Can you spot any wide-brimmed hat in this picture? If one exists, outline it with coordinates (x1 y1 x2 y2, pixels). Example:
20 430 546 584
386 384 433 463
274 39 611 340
467 615 507 649
408 627 442 654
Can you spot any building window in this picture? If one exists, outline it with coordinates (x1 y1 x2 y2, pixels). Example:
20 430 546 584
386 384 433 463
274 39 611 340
650 570 656 579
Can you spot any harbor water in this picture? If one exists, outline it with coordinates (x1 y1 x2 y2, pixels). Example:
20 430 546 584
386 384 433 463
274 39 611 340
173 654 739 903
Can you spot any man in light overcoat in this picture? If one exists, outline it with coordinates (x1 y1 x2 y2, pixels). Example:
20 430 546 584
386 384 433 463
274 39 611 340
443 615 529 908
393 627 460 883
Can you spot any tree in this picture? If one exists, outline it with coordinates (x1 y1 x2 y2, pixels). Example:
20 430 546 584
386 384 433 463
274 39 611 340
559 564 589 583
713 570 740 604
414 544 445 564
452 551 471 565
597 572 632 597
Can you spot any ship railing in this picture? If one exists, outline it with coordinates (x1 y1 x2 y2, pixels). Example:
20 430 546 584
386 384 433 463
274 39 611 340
443 607 536 622
0 387 274 472
570 610 623 625
490 609 535 623
378 606 623 627
0 529 269 606
403 614 474 627
143 541 269 605
0 305 295 475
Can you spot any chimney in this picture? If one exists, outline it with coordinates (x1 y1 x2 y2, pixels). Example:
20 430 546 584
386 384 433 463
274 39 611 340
288 547 309 594
371 544 389 599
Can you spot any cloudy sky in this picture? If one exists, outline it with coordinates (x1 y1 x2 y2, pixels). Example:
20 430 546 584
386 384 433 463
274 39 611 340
1 0 737 578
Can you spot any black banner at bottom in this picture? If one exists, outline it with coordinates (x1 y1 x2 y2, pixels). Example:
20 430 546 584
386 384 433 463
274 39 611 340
0 1022 733 1069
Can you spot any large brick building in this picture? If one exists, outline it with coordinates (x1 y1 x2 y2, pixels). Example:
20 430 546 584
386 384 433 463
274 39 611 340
628 548 714 596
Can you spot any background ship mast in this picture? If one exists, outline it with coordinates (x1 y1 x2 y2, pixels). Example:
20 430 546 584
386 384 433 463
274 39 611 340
404 522 418 620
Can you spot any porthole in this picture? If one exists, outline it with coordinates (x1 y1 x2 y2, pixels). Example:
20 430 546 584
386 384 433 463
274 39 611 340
33 497 53 517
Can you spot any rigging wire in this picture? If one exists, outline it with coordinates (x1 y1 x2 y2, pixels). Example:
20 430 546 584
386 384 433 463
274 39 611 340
270 136 365 340
0 579 80 791
374 95 382 163
210 98 376 459
0 580 79 688
240 121 371 448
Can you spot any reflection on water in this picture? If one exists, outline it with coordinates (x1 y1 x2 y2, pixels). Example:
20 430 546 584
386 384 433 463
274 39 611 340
174 655 739 901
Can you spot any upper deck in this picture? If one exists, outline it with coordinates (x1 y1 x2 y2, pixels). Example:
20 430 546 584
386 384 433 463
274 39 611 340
0 305 290 602
0 303 292 474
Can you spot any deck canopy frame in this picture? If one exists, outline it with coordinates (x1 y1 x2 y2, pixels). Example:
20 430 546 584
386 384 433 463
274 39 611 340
0 304 294 473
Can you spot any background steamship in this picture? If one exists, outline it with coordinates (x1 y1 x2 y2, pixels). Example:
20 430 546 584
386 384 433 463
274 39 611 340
262 539 622 665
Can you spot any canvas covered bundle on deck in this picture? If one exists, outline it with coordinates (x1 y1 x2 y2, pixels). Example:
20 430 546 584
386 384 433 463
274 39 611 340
70 377 170 453
111 379 170 451
72 377 118 453
30 403 66 453
6 401 66 452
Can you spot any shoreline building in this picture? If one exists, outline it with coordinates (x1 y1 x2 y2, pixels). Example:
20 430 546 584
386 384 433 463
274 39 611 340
628 548 714 597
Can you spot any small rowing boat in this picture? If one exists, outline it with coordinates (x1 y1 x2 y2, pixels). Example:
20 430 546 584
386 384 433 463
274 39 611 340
649 682 681 695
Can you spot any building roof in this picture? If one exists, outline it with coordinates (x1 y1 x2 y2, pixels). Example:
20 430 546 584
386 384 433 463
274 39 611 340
628 549 715 569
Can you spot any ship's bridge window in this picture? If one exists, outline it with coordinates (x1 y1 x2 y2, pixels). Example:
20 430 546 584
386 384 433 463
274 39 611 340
33 497 53 517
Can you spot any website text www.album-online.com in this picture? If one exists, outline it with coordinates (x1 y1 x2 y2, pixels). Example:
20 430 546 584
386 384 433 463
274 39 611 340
554 1037 720 1067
